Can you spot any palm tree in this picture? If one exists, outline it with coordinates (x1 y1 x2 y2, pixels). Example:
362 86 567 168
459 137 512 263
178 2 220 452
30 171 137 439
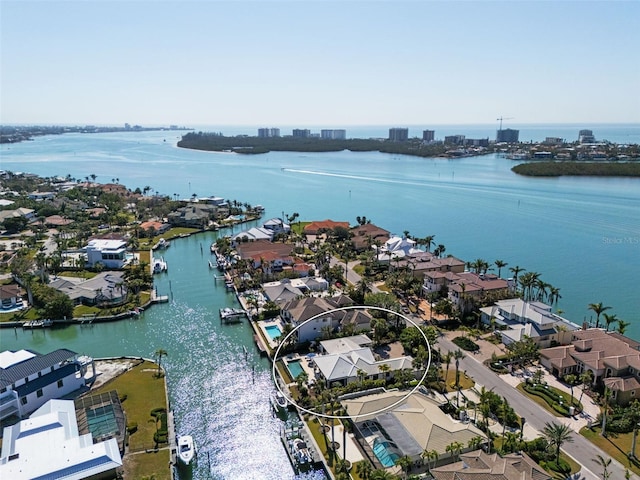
628 400 640 459
588 302 611 329
355 460 373 480
424 235 435 253
508 265 525 285
578 370 594 405
563 374 577 408
602 313 618 332
617 320 631 335
421 448 438 471
154 348 168 375
370 470 398 480
494 259 507 278
601 386 613 436
593 454 612 480
445 441 463 462
467 435 484 451
543 421 573 463
442 351 453 383
454 349 465 407
395 455 412 478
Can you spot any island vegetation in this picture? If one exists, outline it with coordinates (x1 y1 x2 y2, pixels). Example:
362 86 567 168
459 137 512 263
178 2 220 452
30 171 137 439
177 131 464 158
512 161 640 177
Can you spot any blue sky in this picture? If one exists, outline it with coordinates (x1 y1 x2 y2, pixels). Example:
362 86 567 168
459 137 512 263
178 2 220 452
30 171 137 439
1 1 639 126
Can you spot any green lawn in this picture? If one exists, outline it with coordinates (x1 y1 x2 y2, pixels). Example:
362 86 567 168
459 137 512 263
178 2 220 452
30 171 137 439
581 426 640 476
516 383 583 417
443 369 475 392
91 360 171 480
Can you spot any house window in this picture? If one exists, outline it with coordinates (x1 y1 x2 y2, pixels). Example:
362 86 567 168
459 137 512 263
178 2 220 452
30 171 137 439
57 379 64 388
36 389 43 398
20 397 27 405
50 367 54 373
24 377 29 383
38 372 42 377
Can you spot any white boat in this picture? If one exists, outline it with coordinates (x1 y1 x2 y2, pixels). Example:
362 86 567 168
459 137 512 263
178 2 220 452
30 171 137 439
153 257 168 274
156 238 170 249
177 434 196 466
219 307 245 322
292 438 312 464
271 390 288 413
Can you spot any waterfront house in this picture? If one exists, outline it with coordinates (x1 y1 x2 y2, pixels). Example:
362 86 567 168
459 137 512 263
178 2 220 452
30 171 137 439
480 299 580 348
280 295 361 343
0 348 95 423
139 220 170 235
431 450 551 480
344 390 487 469
447 273 512 310
235 239 295 266
0 284 23 310
303 219 350 235
231 226 274 243
350 223 390 252
397 252 466 279
262 217 290 236
49 271 127 307
376 235 420 263
167 204 217 228
539 329 640 405
84 238 128 268
0 399 122 480
313 335 412 386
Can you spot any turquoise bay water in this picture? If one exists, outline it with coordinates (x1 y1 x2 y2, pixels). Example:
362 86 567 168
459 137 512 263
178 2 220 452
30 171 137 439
1 128 638 334
0 127 639 478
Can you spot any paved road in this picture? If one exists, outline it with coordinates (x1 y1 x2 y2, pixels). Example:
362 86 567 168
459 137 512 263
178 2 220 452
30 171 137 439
438 335 637 480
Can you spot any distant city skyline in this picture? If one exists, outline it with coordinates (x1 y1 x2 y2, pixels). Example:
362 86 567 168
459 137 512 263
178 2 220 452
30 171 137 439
1 1 639 126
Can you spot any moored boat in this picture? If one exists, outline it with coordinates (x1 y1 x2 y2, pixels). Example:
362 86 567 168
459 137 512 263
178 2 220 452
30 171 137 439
292 437 312 465
177 434 196 466
271 390 288 413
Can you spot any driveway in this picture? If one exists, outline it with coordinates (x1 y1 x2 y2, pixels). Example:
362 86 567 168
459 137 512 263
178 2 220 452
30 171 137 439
437 334 637 480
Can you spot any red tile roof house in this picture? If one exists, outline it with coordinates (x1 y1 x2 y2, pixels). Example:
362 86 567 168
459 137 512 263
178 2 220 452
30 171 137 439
539 329 640 405
303 219 350 236
350 223 390 252
139 220 170 235
447 272 513 310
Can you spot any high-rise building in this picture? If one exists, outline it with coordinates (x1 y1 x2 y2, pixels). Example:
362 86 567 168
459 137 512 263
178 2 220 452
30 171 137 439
496 128 519 143
389 128 409 142
444 135 465 145
258 128 280 138
422 130 435 142
292 129 311 138
578 129 595 143
321 129 347 140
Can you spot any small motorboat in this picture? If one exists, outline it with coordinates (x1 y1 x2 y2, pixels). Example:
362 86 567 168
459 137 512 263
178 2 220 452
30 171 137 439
292 437 312 464
177 434 196 466
271 390 288 413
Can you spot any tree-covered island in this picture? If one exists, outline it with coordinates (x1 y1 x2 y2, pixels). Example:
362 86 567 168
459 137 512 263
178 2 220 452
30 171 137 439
177 131 482 158
512 161 640 177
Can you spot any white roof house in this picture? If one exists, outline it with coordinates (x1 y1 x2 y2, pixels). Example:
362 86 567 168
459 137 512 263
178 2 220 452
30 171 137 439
376 235 420 262
313 335 413 386
0 399 122 480
85 238 128 268
232 226 274 243
480 299 580 347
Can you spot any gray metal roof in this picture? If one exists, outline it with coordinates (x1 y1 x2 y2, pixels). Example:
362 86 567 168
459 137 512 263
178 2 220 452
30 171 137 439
0 349 77 389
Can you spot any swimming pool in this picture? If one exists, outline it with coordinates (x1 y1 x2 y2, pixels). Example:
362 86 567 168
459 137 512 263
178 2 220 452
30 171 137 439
287 360 305 380
373 437 400 467
265 325 282 341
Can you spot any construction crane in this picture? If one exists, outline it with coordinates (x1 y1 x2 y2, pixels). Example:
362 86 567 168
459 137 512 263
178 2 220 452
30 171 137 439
497 116 514 130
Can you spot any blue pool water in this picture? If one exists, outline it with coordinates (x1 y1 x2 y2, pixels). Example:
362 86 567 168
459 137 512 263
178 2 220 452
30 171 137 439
287 360 305 379
373 438 400 467
265 324 282 341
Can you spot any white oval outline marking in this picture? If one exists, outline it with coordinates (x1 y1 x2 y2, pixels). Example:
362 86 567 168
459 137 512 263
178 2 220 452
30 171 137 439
271 305 432 420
